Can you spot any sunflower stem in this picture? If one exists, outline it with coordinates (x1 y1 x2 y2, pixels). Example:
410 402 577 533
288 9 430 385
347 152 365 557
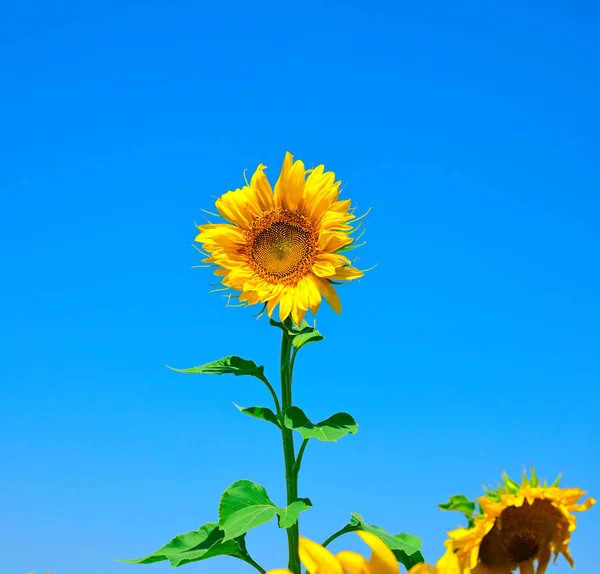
321 524 358 548
280 317 301 574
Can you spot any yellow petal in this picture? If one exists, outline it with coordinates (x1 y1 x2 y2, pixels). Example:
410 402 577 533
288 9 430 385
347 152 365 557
267 295 280 318
215 189 254 229
407 565 432 574
432 544 461 574
279 287 294 321
274 152 306 212
303 165 337 218
316 251 352 267
329 266 364 281
295 277 311 310
304 275 323 312
311 260 337 277
291 304 306 327
316 210 353 233
249 163 275 212
265 570 294 574
317 230 353 252
315 277 341 313
336 550 370 574
298 537 344 574
312 185 341 220
357 531 399 574
329 198 352 213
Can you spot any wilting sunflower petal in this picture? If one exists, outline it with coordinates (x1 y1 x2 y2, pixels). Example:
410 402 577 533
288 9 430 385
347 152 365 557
194 151 366 324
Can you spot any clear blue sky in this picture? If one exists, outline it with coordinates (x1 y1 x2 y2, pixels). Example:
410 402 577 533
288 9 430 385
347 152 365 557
1 1 599 573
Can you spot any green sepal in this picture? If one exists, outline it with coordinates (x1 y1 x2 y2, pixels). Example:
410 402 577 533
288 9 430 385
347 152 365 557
438 494 477 527
501 471 520 494
284 406 358 442
528 466 540 487
120 523 253 567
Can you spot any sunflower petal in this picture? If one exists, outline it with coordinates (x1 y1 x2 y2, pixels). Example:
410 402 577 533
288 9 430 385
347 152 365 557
336 551 370 574
311 260 337 277
215 189 254 229
298 537 344 574
315 278 342 313
249 163 275 212
356 531 399 574
274 152 306 212
329 265 364 281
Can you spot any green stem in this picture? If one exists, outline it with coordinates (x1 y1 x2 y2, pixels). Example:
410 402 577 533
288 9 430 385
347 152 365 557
293 439 309 478
321 525 358 548
263 378 282 418
280 317 300 574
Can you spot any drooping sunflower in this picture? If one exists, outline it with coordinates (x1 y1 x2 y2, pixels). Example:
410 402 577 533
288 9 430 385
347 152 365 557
195 152 365 325
446 469 595 574
266 532 399 574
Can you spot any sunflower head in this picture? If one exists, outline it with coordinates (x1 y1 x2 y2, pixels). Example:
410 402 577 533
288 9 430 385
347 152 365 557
195 152 367 325
446 468 595 574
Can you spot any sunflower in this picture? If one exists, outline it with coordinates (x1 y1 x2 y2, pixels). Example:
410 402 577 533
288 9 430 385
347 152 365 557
446 469 595 574
195 152 365 325
266 532 399 574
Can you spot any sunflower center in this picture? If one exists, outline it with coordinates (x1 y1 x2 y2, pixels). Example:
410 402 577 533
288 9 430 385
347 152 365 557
246 209 317 285
479 499 565 569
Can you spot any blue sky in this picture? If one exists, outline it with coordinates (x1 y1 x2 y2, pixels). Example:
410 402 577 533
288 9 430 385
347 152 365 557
1 0 599 573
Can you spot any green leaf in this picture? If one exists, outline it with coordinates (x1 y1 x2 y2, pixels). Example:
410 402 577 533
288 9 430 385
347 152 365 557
120 523 251 567
168 356 270 385
284 406 358 442
438 494 477 527
349 513 424 570
218 480 279 540
234 404 280 428
292 329 324 350
278 498 312 529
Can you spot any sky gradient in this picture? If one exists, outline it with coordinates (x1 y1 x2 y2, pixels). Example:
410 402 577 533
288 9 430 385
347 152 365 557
1 1 599 573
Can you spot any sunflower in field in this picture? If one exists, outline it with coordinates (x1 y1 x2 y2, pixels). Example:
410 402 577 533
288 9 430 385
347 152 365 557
445 469 595 574
195 152 366 325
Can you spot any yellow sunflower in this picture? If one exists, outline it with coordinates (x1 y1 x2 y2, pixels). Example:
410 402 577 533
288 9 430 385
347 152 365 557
195 152 365 325
266 532 399 574
446 469 595 574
